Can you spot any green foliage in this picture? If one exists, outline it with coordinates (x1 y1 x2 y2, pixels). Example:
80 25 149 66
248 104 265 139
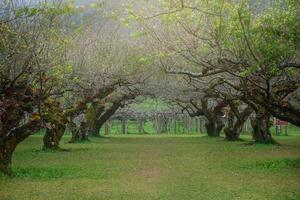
221 0 300 77
130 31 146 39
15 7 38 18
128 0 299 78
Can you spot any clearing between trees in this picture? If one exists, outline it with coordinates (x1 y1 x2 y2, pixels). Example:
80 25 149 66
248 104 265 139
1 134 299 200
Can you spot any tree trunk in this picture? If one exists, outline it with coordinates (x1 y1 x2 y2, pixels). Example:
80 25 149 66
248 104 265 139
104 121 109 135
0 141 15 175
122 118 128 134
201 99 226 137
89 122 101 137
93 102 122 136
80 123 89 141
199 118 203 133
137 117 143 134
69 122 89 143
250 109 276 144
43 98 68 150
224 105 253 141
0 84 40 175
68 122 79 143
43 124 66 150
224 120 244 141
0 114 40 175
85 105 100 137
205 118 223 137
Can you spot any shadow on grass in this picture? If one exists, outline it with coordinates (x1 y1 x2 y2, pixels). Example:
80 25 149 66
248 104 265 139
243 140 281 146
33 148 71 153
197 136 224 140
7 166 112 180
11 167 67 179
89 135 109 139
241 158 300 170
33 148 90 153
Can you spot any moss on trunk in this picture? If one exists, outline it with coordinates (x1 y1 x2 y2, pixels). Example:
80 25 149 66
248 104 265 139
43 124 66 150
42 98 67 150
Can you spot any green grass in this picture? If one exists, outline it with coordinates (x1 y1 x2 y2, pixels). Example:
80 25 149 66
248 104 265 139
0 134 300 200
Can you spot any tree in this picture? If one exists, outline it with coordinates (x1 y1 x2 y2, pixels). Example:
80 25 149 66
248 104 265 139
223 102 253 141
0 0 76 174
178 98 226 137
128 0 299 143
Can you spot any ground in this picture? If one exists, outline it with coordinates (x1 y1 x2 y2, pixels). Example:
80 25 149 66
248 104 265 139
0 134 300 200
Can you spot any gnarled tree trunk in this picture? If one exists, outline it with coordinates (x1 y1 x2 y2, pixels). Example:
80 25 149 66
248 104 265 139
42 98 67 150
43 124 66 150
68 121 78 143
199 98 227 137
86 122 102 137
224 105 253 141
224 119 244 141
0 114 40 175
95 102 122 135
0 84 40 175
69 122 89 143
85 105 100 137
250 108 275 144
205 117 224 137
0 139 17 175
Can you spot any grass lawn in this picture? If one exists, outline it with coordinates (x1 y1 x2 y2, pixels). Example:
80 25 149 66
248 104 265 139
0 134 300 200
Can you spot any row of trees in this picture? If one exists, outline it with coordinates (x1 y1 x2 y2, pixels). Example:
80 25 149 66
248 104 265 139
0 0 150 175
126 0 299 142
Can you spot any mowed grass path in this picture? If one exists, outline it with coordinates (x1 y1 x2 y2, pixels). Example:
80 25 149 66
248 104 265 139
1 135 300 200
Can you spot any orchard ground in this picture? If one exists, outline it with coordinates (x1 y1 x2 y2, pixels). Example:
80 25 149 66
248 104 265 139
0 129 300 200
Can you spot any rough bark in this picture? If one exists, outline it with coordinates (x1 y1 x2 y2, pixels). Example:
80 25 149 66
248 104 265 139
201 99 226 137
78 122 89 141
69 122 89 143
205 117 224 137
267 80 300 126
104 121 110 135
92 93 136 136
224 105 253 141
42 98 68 150
96 102 121 135
0 143 13 176
0 114 40 175
84 105 99 137
267 101 300 127
90 122 102 137
243 78 300 127
43 124 66 150
64 85 116 137
250 108 276 144
0 83 40 175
